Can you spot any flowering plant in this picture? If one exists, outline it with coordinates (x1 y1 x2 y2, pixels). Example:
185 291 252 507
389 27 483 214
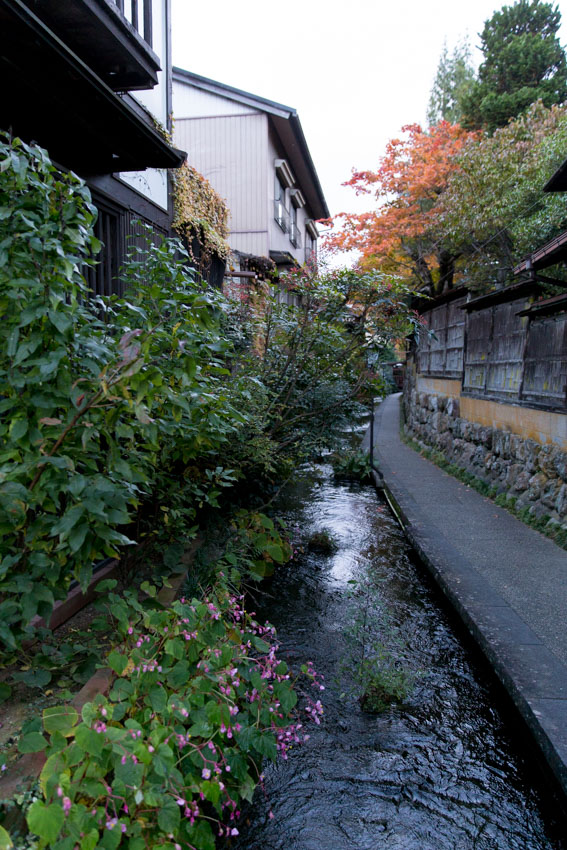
17 582 323 849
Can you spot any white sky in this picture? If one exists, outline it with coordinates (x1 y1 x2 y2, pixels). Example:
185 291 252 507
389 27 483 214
171 0 567 222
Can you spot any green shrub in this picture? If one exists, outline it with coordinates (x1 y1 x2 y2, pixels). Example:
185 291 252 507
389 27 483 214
10 580 321 849
331 450 373 483
306 528 339 555
0 137 243 651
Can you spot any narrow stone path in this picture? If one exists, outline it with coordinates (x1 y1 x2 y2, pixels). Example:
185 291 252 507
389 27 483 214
365 393 567 796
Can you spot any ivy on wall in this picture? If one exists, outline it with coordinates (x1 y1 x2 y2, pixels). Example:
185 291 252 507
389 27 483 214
172 162 230 269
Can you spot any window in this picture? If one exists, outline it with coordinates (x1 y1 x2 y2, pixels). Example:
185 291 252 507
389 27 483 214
275 174 286 205
84 198 123 297
289 203 301 248
304 220 318 263
274 174 289 232
305 231 316 262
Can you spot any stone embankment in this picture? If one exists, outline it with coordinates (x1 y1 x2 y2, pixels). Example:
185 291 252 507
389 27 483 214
403 382 567 530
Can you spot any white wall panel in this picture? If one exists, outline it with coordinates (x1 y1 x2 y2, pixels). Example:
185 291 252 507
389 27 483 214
174 113 269 249
173 82 259 118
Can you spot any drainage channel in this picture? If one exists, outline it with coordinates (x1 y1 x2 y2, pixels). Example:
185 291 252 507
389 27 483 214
232 464 566 850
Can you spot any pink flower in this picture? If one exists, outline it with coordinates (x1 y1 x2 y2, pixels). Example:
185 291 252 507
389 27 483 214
202 768 211 779
62 797 72 815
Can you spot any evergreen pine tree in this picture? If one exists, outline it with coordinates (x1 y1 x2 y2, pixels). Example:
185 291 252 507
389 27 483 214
427 39 476 126
462 0 567 132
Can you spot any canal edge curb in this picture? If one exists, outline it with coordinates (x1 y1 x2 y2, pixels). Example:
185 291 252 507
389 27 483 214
371 464 567 802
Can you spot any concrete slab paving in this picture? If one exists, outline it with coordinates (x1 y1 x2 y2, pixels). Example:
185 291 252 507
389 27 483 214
364 393 567 797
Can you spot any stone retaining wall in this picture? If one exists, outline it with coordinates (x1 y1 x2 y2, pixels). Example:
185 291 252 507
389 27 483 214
403 370 567 530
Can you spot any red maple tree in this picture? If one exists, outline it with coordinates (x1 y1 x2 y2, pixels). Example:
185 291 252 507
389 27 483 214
324 121 475 294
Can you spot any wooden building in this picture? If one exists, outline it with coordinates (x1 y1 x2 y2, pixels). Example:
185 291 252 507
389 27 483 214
0 0 185 295
172 68 329 279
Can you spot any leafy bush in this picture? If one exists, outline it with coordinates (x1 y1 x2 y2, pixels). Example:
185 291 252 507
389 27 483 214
0 136 414 654
222 264 415 470
0 137 243 651
331 450 373 483
340 576 415 713
306 529 339 555
10 581 321 849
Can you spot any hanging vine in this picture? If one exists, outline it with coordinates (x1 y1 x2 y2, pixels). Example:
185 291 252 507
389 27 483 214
172 162 230 272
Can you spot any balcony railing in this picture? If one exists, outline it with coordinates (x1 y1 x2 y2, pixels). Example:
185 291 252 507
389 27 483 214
289 223 302 249
19 0 160 91
274 200 290 233
113 0 153 48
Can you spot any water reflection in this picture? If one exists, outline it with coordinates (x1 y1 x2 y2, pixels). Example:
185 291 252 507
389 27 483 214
231 466 565 850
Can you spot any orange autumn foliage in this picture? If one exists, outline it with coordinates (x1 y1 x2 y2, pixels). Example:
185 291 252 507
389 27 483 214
324 121 475 291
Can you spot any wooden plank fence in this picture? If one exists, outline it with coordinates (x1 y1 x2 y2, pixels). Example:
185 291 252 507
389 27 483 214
416 291 567 412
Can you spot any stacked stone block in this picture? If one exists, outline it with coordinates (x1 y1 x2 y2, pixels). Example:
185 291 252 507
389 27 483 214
402 376 567 530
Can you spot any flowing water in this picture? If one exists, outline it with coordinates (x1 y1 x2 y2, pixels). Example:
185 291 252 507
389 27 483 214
232 464 566 850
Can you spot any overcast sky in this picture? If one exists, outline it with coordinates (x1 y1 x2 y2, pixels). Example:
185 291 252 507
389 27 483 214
171 0 567 221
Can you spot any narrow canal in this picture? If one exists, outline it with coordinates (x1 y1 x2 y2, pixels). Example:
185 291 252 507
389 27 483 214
232 463 566 849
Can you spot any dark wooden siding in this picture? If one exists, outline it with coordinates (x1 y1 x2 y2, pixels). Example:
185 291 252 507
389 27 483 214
417 290 567 412
84 199 167 298
462 308 491 393
485 300 527 401
417 297 466 378
521 314 567 409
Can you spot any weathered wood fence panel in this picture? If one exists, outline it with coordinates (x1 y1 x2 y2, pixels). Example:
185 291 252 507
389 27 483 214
522 315 567 409
418 297 466 378
485 300 527 401
462 309 491 394
416 291 567 412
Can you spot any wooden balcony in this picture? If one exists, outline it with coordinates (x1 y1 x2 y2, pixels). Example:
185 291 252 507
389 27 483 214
0 0 184 174
20 0 160 90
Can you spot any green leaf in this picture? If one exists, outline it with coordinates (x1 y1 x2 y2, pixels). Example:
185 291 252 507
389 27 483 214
9 419 28 441
239 772 257 803
80 830 99 850
275 681 297 713
190 819 216 850
0 825 13 850
201 780 220 805
27 801 64 843
19 731 48 753
51 506 84 538
48 309 72 335
254 733 277 760
18 668 52 689
39 751 66 795
74 724 103 756
107 650 128 676
96 579 117 592
68 523 89 553
114 755 144 787
98 824 122 850
157 800 181 833
148 687 167 713
259 515 274 530
6 327 19 358
167 660 189 688
251 636 270 653
265 544 284 563
43 705 78 736
164 639 183 660
0 683 12 704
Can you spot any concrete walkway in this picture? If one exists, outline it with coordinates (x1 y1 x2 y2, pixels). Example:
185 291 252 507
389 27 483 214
363 393 567 797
